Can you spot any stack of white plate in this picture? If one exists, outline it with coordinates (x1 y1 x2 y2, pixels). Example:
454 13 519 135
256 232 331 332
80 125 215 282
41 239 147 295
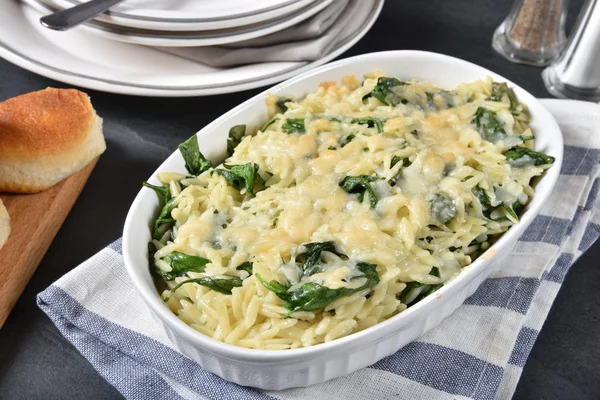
0 0 384 96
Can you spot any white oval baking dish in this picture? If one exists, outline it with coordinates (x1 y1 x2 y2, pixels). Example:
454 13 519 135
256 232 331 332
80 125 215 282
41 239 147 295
123 50 563 390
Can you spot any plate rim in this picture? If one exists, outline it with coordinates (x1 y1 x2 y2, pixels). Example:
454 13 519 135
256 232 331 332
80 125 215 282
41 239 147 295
27 0 334 47
38 0 320 31
0 0 383 96
60 0 305 22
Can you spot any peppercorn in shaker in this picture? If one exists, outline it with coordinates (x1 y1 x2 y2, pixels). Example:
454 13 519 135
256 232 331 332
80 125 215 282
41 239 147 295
492 0 568 66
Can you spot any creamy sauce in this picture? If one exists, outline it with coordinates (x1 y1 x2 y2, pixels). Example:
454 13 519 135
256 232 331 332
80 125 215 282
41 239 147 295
151 73 553 349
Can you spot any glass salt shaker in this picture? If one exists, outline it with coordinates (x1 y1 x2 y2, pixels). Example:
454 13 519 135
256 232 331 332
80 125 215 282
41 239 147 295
492 0 568 66
543 0 600 101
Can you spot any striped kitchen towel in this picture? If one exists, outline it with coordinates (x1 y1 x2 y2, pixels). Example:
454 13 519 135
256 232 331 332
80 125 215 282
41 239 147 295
37 99 600 400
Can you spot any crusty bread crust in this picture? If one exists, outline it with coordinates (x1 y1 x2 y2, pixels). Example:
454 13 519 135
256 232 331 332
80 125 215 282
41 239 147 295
0 88 106 193
0 199 9 249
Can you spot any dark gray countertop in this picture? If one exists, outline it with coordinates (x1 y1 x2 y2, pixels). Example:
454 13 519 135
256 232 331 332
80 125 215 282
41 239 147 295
1 0 599 398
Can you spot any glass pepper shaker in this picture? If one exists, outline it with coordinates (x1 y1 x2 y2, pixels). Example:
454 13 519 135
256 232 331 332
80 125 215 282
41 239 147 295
543 0 600 101
492 0 568 66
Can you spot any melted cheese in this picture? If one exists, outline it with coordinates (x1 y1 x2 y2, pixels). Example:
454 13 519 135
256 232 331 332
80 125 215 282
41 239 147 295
153 73 552 349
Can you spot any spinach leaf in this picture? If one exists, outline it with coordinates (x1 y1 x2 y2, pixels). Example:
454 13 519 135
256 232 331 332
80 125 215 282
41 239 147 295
256 262 379 315
170 276 243 295
503 147 555 167
368 77 408 106
489 82 519 110
520 135 534 142
471 185 491 207
426 92 435 109
148 242 159 275
439 90 457 108
276 97 293 113
157 251 210 281
261 117 279 131
178 135 213 176
513 201 522 215
350 117 384 133
504 201 522 221
282 118 305 134
217 162 266 197
152 197 177 240
354 262 379 285
429 267 440 277
472 108 507 143
255 277 289 300
143 181 177 239
340 175 381 208
412 283 443 304
279 283 347 314
296 241 345 276
236 261 253 275
391 155 411 168
425 91 456 110
227 125 246 157
505 205 518 221
397 281 443 306
430 193 457 224
397 281 423 304
443 163 455 176
143 182 171 206
340 133 355 147
389 156 411 186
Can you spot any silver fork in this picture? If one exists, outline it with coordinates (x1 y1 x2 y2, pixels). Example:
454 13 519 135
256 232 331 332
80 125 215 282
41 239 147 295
40 0 124 31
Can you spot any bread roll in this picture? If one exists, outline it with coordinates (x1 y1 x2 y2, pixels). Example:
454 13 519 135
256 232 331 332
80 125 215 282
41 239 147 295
0 199 9 250
0 88 105 193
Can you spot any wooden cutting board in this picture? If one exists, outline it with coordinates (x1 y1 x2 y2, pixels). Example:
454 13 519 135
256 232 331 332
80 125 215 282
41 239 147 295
0 158 98 327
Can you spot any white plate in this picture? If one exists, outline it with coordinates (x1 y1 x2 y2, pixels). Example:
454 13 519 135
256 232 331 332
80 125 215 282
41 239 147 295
0 0 383 96
61 0 301 20
29 0 333 47
39 0 321 31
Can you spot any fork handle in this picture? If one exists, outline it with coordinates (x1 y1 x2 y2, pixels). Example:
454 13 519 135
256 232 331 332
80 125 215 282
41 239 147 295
40 0 124 31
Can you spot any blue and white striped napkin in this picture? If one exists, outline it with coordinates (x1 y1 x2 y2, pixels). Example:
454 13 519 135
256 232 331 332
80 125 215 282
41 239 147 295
38 99 600 400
